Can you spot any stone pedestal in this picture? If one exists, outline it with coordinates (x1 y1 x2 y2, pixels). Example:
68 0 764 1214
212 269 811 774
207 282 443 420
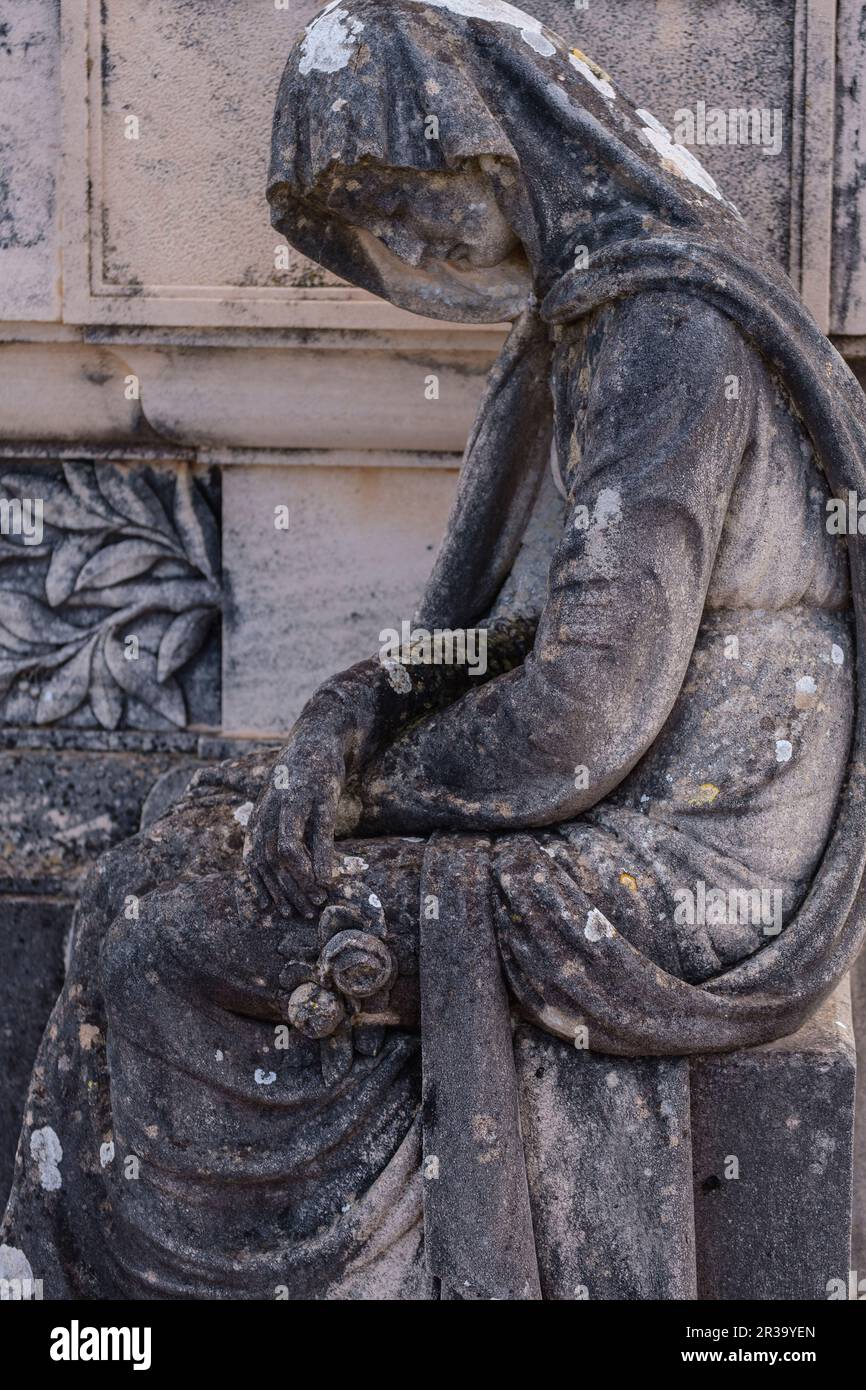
514 978 854 1300
692 980 855 1300
849 948 866 1280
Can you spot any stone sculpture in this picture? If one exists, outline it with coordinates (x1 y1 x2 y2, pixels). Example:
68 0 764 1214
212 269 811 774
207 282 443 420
3 0 866 1300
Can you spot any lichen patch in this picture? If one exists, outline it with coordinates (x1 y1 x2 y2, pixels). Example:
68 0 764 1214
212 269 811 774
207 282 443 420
569 49 616 100
636 109 723 201
30 1125 63 1191
413 1 556 57
299 4 365 76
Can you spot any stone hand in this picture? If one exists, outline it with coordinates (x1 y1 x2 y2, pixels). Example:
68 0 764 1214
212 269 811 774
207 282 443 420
244 706 349 917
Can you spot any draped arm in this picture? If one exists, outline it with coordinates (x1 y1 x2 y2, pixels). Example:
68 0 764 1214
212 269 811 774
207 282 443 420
352 292 756 835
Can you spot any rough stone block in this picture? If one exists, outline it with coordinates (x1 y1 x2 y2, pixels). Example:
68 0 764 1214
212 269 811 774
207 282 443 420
691 979 855 1300
514 1024 697 1300
848 946 866 1279
222 463 457 733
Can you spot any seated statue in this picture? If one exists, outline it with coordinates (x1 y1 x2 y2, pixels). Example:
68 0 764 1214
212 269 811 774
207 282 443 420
4 0 866 1301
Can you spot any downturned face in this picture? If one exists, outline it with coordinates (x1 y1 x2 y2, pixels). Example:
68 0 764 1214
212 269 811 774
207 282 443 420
310 159 533 321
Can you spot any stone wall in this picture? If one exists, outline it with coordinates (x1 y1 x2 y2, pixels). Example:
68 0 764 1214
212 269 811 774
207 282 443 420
2 0 866 1257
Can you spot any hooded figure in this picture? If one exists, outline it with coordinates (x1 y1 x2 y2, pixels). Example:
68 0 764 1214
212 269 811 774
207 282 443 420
3 0 866 1302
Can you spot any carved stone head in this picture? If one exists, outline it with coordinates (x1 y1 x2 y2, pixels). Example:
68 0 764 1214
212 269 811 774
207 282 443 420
268 0 742 321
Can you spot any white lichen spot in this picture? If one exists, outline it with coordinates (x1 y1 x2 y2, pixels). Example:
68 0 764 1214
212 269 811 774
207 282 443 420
605 1071 619 1088
340 855 369 874
775 739 793 763
594 487 622 527
522 28 556 56
381 656 413 694
831 644 844 665
413 1 556 57
99 1140 115 1169
795 674 818 710
585 488 623 572
234 801 254 827
569 49 616 100
254 1069 277 1086
331 97 348 113
30 1125 62 1191
636 109 723 201
368 892 383 910
423 1154 441 1181
584 907 614 942
0 1244 34 1285
299 5 365 76
215 1049 224 1062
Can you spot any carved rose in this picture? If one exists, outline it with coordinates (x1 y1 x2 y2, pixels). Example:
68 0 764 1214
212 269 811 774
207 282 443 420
0 461 220 729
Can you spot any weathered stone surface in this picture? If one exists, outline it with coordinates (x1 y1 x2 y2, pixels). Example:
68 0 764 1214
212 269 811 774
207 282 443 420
850 945 866 1277
0 748 186 892
0 897 69 1206
0 345 146 444
123 344 489 453
222 463 456 731
0 0 60 321
139 762 203 829
4 0 865 1302
516 1026 696 1300
691 980 856 1301
832 0 866 336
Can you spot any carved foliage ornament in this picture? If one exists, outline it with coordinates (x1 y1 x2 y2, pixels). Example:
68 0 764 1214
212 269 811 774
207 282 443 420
0 461 220 730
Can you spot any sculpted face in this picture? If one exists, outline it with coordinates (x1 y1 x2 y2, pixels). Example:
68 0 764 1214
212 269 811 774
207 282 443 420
311 159 533 321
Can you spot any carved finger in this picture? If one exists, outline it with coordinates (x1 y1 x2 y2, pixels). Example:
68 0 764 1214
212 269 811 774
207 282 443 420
278 811 321 900
271 826 318 918
308 799 335 894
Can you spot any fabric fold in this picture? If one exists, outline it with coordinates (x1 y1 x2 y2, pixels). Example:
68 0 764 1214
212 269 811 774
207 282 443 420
420 834 541 1300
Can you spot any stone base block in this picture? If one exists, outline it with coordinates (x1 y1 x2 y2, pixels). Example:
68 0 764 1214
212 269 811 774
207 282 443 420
691 980 855 1300
513 979 854 1301
515 1025 697 1300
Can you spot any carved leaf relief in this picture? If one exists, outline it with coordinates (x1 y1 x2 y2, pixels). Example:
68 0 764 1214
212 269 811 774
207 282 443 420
0 462 221 730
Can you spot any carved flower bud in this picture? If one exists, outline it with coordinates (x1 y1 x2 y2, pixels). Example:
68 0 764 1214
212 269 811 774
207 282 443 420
286 983 345 1039
319 894 386 938
319 930 396 1000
